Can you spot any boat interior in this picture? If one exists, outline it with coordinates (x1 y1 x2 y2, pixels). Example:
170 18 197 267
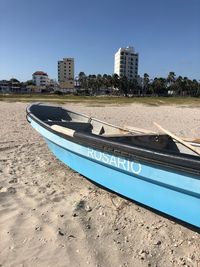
29 104 197 155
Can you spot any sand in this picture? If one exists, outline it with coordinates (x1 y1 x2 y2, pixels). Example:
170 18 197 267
0 101 200 267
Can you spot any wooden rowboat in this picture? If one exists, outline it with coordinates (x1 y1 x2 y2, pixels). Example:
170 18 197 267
26 103 200 228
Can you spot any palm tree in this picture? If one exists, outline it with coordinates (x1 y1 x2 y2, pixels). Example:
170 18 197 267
112 74 120 90
166 72 176 95
129 79 138 95
96 74 102 93
151 77 167 96
182 77 189 95
119 76 128 96
78 72 87 89
87 75 96 94
143 73 149 95
191 79 199 96
174 76 183 95
167 72 176 86
106 75 112 89
102 74 108 88
196 80 200 96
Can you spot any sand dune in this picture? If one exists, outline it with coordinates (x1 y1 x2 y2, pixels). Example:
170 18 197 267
0 102 200 267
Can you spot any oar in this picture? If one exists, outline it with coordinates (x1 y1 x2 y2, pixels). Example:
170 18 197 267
182 137 200 148
154 122 200 156
124 125 155 134
191 139 200 145
51 125 75 137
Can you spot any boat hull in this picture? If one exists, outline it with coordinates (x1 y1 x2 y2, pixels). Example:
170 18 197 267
29 117 200 228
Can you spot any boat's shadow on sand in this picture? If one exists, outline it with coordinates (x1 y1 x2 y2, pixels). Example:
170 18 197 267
84 176 200 234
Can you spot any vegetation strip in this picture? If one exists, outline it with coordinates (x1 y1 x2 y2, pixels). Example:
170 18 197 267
0 94 200 106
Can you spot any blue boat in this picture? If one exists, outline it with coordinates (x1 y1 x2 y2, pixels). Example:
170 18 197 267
26 103 200 228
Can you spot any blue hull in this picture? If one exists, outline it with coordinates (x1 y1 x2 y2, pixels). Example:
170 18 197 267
30 118 200 228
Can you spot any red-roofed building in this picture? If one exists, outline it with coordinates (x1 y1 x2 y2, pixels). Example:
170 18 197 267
32 71 49 86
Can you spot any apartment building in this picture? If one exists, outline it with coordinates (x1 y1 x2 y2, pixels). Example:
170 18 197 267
0 80 10 92
58 58 74 89
114 46 138 80
32 71 49 86
0 79 21 92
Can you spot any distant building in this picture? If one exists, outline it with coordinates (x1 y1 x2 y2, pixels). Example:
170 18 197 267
10 78 21 92
58 58 74 89
32 71 49 86
114 46 139 80
0 80 10 92
27 85 43 93
0 78 21 92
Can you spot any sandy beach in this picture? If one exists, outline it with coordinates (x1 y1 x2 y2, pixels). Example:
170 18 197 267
0 101 200 267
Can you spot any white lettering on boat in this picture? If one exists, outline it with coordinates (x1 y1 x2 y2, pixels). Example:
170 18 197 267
87 148 142 175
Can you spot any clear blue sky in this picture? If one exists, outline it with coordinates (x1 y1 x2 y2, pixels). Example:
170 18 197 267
0 0 199 81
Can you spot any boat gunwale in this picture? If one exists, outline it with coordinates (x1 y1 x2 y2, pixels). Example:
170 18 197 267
26 103 200 177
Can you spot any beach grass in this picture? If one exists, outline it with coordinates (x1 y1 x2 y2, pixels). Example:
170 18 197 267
0 93 200 106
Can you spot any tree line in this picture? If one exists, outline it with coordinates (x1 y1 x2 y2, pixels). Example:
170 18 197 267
77 72 200 97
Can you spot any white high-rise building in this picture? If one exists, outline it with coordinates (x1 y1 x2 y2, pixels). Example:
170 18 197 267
114 46 138 80
58 58 74 88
